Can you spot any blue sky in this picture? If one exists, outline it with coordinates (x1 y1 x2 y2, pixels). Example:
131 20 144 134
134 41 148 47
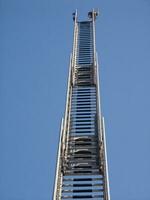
0 0 150 200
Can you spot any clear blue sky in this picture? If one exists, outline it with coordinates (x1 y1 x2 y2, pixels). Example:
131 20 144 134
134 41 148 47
0 0 150 200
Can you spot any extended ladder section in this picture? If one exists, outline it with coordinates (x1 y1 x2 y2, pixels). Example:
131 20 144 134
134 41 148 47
53 10 110 200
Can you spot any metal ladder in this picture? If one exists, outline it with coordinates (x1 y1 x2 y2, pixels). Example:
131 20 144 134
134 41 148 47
53 10 110 200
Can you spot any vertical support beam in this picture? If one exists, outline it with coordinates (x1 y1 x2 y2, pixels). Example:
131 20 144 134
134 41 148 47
102 117 111 200
53 118 64 200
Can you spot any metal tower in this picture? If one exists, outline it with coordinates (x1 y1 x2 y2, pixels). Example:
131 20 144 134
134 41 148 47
53 10 110 200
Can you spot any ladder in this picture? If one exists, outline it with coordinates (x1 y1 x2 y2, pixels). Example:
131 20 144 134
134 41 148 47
53 10 110 200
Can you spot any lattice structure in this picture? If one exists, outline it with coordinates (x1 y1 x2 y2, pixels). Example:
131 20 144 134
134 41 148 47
53 10 110 200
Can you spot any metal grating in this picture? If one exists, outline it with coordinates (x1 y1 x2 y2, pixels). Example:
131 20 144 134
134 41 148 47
76 22 94 65
53 10 110 200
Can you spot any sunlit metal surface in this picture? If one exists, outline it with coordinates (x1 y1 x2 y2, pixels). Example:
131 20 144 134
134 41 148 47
53 10 110 200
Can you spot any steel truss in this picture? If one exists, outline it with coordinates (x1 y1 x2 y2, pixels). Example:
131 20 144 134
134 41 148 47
53 10 110 200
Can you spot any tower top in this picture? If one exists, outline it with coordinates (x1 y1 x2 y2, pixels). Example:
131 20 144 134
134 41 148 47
72 9 99 21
